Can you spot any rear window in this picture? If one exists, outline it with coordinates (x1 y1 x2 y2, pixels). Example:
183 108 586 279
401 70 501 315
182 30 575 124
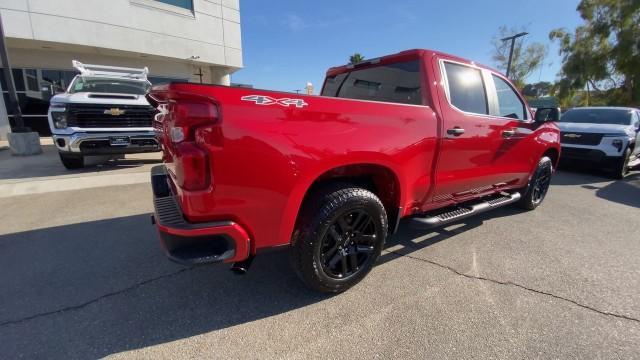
443 62 488 115
321 60 423 105
560 108 633 125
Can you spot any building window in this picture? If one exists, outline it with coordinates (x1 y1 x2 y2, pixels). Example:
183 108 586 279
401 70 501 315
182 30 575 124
154 0 193 10
1 67 80 135
25 69 39 92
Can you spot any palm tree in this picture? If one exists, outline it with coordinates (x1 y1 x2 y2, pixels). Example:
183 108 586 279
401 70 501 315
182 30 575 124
349 53 365 64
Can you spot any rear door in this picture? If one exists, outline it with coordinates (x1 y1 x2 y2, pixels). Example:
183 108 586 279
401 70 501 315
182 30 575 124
429 59 506 205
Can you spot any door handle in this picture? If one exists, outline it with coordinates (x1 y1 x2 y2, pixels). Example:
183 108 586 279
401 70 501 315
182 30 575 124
446 127 465 136
502 129 517 138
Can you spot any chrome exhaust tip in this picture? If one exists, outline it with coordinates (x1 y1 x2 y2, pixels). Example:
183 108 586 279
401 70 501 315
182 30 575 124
230 256 254 275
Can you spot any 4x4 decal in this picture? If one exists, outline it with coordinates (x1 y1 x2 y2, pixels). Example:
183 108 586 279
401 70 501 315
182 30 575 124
241 95 308 108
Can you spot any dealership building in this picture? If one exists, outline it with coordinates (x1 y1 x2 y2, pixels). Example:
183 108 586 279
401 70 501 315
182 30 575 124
0 0 242 137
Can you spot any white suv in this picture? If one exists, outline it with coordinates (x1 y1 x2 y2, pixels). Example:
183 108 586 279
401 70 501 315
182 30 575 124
558 107 640 178
47 61 159 169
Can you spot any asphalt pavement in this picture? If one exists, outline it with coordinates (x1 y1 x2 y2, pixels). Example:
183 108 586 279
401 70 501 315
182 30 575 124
1 149 639 359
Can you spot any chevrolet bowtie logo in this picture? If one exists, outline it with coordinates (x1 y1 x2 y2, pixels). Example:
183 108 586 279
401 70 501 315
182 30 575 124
563 133 582 138
104 108 126 116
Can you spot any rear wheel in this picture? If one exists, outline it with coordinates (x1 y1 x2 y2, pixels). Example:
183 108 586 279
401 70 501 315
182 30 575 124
611 148 631 180
290 185 387 293
517 156 553 210
59 153 84 169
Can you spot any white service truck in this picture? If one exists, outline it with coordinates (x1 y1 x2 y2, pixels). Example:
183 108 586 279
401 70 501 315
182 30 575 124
47 61 159 169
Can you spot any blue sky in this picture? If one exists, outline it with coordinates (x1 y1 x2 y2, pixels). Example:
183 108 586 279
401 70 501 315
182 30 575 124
231 0 583 93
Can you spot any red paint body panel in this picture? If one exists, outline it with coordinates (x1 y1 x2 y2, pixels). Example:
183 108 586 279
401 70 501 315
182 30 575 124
149 49 560 261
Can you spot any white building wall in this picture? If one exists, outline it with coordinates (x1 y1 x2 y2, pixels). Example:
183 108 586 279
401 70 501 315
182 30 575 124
0 0 242 135
0 0 242 69
5 47 220 83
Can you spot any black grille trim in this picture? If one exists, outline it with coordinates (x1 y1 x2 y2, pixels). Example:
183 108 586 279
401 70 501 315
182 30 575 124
560 132 603 146
67 103 156 128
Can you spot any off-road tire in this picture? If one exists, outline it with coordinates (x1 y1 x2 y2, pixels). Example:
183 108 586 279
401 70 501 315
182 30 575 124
517 156 553 210
59 153 84 169
290 184 387 293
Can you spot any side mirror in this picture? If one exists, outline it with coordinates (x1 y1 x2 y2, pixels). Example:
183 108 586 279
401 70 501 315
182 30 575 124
534 107 560 123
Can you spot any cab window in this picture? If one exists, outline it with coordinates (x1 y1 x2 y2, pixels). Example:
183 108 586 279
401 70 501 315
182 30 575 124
492 75 526 120
321 60 423 105
443 62 488 115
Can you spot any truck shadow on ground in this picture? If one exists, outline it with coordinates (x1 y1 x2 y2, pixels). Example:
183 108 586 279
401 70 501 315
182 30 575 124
0 207 520 358
0 145 161 181
590 173 640 208
552 168 640 208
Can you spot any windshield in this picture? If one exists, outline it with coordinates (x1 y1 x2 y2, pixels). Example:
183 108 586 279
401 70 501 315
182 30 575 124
560 108 632 125
69 77 150 95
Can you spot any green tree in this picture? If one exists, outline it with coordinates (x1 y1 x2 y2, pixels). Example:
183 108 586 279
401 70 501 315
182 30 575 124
349 53 365 64
550 0 640 106
523 81 554 98
491 26 547 88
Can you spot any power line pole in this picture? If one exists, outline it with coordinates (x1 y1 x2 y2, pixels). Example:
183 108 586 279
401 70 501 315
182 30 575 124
501 32 528 79
0 15 27 131
193 67 204 84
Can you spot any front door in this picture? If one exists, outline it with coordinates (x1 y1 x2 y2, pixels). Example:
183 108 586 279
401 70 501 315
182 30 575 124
484 73 537 186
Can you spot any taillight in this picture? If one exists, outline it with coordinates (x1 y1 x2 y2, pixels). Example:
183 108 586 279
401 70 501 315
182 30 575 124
169 100 219 191
174 142 209 191
170 101 219 143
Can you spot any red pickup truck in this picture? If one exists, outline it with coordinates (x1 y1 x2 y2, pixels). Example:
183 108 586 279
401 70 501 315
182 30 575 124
148 49 560 293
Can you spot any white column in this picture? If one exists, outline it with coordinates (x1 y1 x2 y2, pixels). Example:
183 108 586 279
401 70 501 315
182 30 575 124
209 66 231 86
0 82 11 141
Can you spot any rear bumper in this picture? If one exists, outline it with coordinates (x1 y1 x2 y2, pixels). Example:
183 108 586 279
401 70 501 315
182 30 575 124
53 131 159 155
151 165 250 265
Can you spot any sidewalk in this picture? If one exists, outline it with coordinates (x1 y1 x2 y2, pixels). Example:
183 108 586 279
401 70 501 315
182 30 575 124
0 137 161 197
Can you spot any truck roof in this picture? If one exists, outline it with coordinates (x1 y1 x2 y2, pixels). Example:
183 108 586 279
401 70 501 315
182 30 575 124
326 48 503 77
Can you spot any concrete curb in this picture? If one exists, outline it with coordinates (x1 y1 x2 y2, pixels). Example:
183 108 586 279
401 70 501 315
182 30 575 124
0 172 150 198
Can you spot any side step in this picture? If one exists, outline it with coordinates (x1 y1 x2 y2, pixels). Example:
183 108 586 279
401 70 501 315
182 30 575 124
410 192 521 229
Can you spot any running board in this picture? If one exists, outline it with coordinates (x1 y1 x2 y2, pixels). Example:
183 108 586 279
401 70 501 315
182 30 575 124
410 192 521 229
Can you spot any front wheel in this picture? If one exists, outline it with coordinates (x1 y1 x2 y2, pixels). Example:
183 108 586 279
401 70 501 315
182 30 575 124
517 156 553 210
611 148 631 180
290 185 388 293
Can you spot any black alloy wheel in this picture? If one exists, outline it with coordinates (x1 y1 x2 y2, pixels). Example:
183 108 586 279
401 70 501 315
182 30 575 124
517 156 553 210
531 162 552 205
320 209 378 279
613 148 631 179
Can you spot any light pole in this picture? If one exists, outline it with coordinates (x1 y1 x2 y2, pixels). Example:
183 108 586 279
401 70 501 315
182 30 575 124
0 15 41 155
501 32 528 79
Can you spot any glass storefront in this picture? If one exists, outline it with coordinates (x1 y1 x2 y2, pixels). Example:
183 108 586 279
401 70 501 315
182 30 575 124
1 67 187 135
